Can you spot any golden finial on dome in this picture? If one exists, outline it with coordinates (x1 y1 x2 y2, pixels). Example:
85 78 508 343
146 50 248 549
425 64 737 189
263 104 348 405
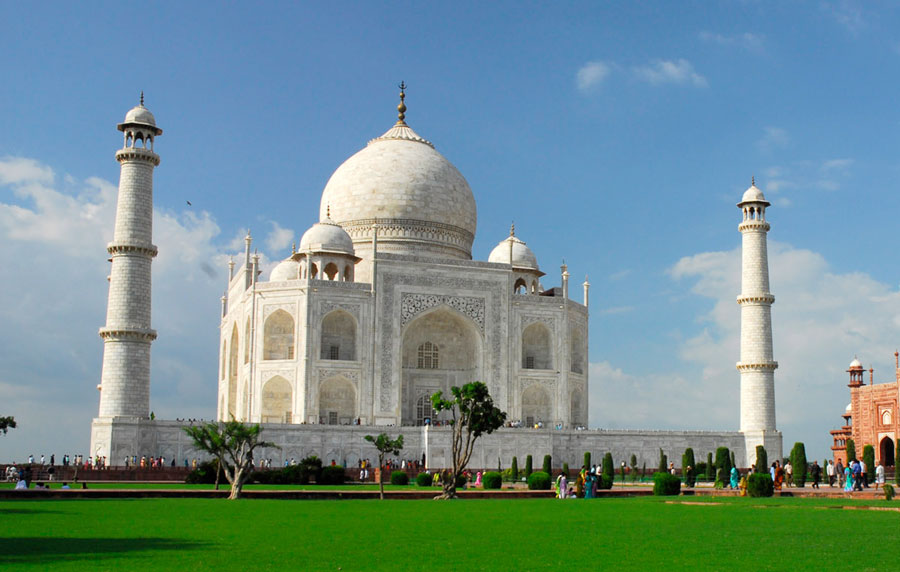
140 91 144 106
396 81 407 125
510 222 515 237
326 204 331 219
751 175 755 186
291 242 296 254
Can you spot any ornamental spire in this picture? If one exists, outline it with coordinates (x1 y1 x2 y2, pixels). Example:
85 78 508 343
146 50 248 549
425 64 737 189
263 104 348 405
396 81 407 125
140 91 144 107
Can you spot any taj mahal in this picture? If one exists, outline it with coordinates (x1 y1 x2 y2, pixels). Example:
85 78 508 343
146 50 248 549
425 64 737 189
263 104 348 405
90 90 783 469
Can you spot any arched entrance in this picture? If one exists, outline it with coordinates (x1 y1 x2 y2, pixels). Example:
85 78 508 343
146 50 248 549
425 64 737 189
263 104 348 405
400 307 482 425
319 376 356 425
881 436 895 467
521 384 551 428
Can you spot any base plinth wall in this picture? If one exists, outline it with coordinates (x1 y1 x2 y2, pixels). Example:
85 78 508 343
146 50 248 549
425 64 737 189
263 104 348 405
91 418 766 470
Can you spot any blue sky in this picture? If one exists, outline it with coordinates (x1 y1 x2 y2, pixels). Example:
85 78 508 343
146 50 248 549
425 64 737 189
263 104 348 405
2 1 899 462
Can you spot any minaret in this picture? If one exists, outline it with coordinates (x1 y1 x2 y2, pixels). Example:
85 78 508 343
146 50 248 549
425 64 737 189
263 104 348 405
736 179 781 465
96 95 162 419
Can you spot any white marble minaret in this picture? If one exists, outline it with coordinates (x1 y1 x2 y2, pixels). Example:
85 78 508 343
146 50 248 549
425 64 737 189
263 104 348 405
736 179 782 465
96 95 162 420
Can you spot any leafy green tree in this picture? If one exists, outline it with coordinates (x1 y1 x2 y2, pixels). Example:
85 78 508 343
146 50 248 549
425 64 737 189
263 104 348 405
862 444 875 486
846 438 856 462
790 442 808 487
364 433 404 500
542 455 552 475
525 455 533 477
431 382 507 499
602 452 614 482
183 420 277 500
755 445 768 473
0 416 15 435
682 448 696 487
511 456 519 481
658 449 668 473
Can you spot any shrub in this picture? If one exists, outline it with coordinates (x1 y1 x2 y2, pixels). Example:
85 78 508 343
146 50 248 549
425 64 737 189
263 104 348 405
790 442 808 488
653 472 681 496
682 448 696 487
602 453 614 480
747 473 774 497
415 472 432 487
319 465 346 485
185 460 221 484
527 471 551 490
511 456 518 481
755 445 768 473
706 452 713 481
584 452 591 471
862 445 875 481
630 454 638 483
483 471 502 489
455 474 467 489
715 447 731 474
715 468 726 489
298 456 323 484
658 449 667 473
884 483 895 501
598 474 614 490
562 463 569 477
846 439 856 463
542 455 552 475
390 470 409 485
525 455 533 477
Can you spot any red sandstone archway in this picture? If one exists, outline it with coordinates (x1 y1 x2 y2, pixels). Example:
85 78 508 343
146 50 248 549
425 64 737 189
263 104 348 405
880 436 895 467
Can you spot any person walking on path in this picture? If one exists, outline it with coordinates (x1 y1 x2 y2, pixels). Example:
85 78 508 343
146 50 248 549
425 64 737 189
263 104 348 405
729 466 740 490
835 459 844 488
810 461 821 489
844 463 853 492
826 460 835 487
774 461 784 491
874 462 885 491
785 461 793 487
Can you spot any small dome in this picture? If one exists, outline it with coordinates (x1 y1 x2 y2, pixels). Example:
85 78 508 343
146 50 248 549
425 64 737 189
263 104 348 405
124 105 157 127
269 258 300 282
849 357 862 368
738 182 769 206
488 232 539 271
845 403 852 413
299 218 355 255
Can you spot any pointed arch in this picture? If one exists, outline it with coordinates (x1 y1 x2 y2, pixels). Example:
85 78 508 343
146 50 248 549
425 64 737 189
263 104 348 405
227 323 239 419
263 310 294 360
522 384 551 427
514 277 527 294
570 327 585 374
570 389 584 427
522 322 553 370
261 375 292 424
319 376 356 425
243 317 250 364
324 262 339 281
320 310 356 360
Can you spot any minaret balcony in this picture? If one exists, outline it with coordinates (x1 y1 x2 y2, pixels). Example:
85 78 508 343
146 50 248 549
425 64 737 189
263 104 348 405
736 360 778 371
736 293 775 305
115 147 160 165
738 220 771 232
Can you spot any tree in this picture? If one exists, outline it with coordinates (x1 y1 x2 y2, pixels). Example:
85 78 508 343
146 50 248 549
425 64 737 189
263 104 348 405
755 445 768 473
583 451 591 471
602 452 614 481
658 448 667 473
511 456 519 481
525 455 533 477
364 433 404 500
682 448 695 487
862 444 875 487
630 454 638 483
542 455 552 475
706 452 713 481
846 438 856 462
431 382 507 499
0 416 16 435
790 442 808 488
714 447 731 487
182 420 277 500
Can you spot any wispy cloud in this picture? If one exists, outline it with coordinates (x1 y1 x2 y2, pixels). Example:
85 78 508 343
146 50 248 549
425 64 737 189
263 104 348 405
699 31 765 52
757 126 790 152
824 1 865 35
609 269 632 281
576 61 612 92
599 305 635 316
265 221 294 253
632 59 708 87
0 156 54 185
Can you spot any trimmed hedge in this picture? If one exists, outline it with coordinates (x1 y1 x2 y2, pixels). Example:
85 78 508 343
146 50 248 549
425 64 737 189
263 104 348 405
319 465 346 485
482 471 502 489
542 455 552 475
528 471 551 490
390 470 409 485
597 474 614 490
186 460 221 484
525 455 533 477
790 442 808 488
415 472 432 487
747 473 774 497
653 472 681 496
755 445 768 473
511 457 519 481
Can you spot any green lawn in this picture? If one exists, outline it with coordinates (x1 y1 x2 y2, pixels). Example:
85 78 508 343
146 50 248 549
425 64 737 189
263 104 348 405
0 496 896 571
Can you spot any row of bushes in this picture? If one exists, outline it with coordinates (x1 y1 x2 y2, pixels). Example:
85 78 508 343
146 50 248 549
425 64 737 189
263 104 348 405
185 457 348 485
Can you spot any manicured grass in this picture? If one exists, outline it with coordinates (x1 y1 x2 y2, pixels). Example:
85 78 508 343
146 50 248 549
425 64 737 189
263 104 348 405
0 482 427 490
0 496 897 570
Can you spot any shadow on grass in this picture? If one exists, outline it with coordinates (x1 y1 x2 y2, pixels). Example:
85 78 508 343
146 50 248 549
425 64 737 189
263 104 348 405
0 537 210 564
0 508 63 515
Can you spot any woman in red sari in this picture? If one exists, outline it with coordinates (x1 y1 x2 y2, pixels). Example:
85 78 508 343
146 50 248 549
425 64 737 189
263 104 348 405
774 461 784 491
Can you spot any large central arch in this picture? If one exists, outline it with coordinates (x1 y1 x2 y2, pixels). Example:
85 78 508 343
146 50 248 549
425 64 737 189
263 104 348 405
400 306 482 425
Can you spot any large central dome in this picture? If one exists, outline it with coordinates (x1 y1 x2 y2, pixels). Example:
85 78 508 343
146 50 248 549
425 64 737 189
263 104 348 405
319 103 477 262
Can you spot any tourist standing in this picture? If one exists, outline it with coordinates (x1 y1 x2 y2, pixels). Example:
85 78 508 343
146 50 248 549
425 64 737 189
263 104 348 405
826 460 835 487
843 463 853 492
729 466 739 490
874 462 885 491
785 460 793 487
835 459 844 488
774 461 784 491
810 461 821 489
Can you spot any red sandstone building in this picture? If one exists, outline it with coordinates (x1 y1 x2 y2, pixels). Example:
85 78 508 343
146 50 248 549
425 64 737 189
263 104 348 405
831 355 898 467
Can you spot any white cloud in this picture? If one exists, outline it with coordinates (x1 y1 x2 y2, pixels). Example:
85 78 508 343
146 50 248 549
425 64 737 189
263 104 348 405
757 126 790 152
0 156 264 460
265 221 294 253
821 158 853 172
698 31 765 52
632 59 708 88
591 240 900 456
576 61 612 92
825 1 865 35
609 269 631 281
